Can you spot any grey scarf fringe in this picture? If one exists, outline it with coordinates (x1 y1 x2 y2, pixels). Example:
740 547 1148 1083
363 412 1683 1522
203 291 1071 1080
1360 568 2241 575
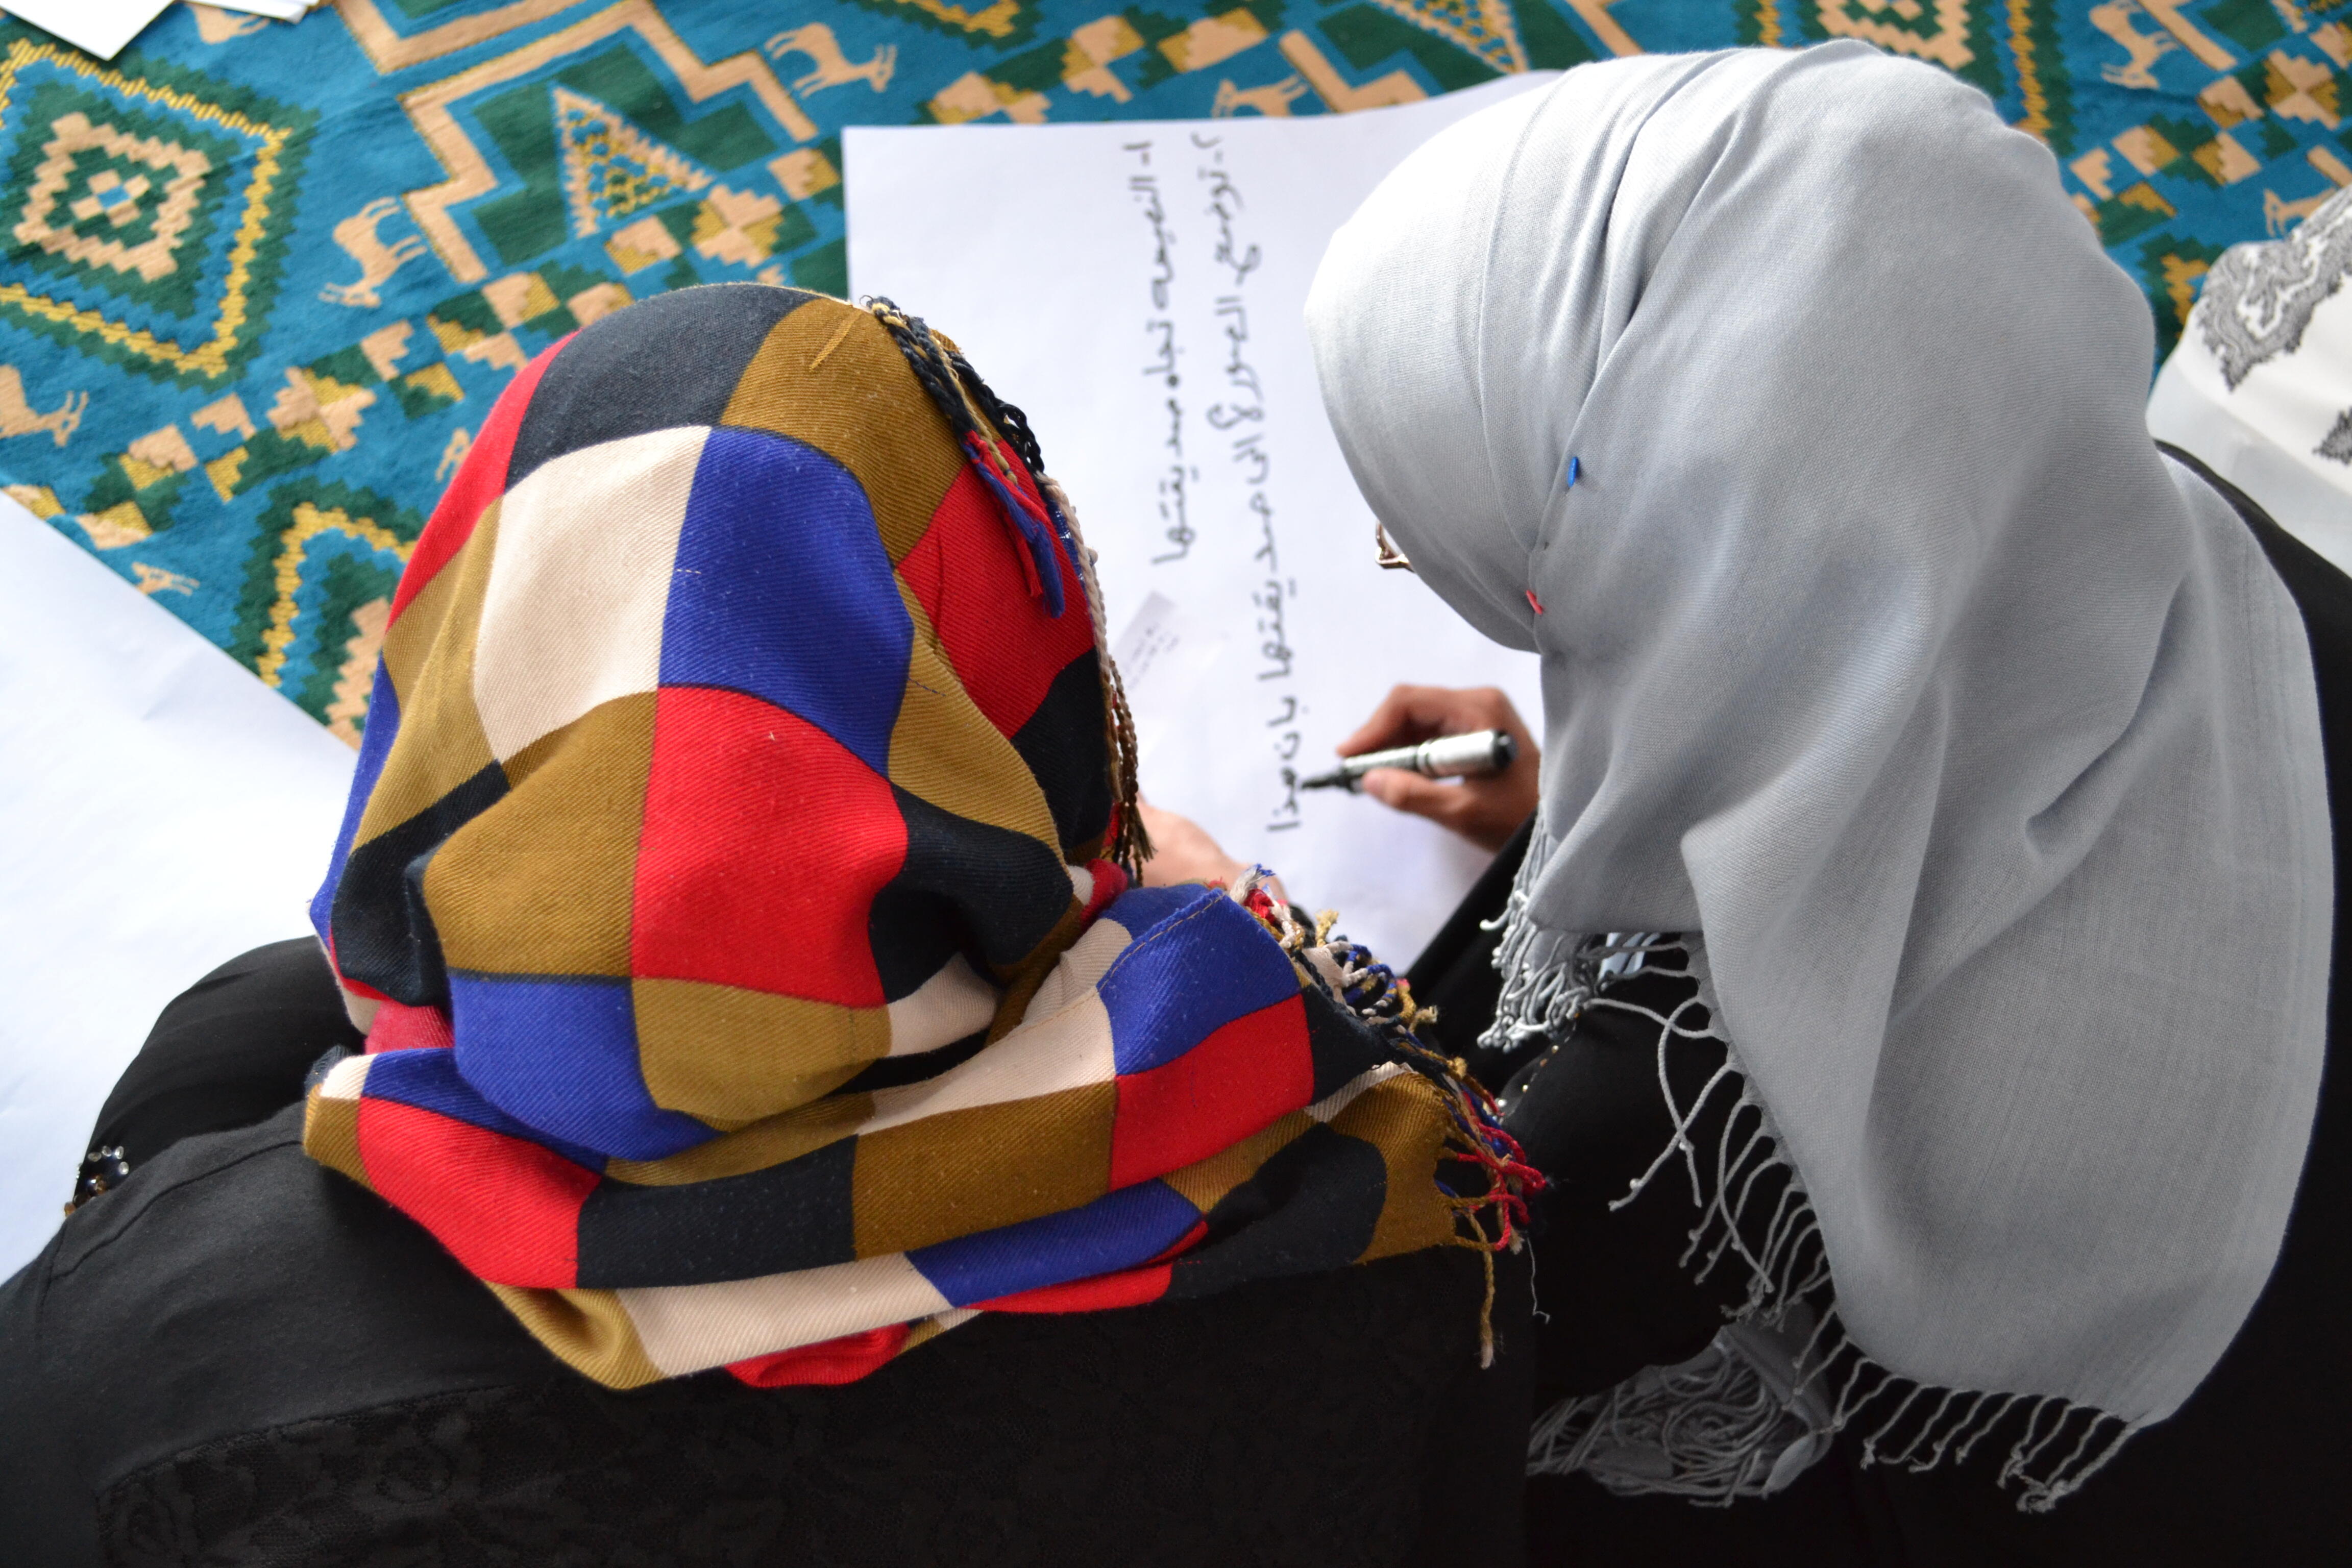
1488 843 2141 1514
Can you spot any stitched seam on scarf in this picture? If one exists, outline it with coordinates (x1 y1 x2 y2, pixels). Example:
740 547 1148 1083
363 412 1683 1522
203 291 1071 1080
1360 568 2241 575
1090 890 1236 997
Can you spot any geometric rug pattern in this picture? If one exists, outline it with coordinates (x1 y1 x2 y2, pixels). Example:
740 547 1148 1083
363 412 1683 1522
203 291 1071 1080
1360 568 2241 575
2 0 2347 743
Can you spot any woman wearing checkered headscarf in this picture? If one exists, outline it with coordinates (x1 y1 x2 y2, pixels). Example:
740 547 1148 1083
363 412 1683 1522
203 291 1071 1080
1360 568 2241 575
1 284 1539 1565
300 281 1539 1388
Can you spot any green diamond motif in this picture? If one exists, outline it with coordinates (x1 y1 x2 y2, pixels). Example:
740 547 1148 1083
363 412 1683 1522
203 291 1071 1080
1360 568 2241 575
6 79 242 321
0 36 311 383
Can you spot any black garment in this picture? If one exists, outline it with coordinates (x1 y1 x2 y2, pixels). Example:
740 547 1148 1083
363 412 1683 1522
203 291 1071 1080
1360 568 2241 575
1415 910 1750 1399
1405 817 1533 1085
2 988 1532 1566
1411 463 2352 1565
80 938 362 1186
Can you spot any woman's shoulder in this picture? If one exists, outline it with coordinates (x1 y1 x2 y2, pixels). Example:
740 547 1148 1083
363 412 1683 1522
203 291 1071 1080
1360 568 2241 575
9 1106 563 1488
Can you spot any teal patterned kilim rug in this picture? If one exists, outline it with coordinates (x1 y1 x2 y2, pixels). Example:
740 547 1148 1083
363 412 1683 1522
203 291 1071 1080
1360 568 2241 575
0 0 2342 742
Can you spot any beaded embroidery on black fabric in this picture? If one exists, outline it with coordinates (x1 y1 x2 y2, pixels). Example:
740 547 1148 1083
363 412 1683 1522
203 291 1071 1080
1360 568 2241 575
69 1146 131 1212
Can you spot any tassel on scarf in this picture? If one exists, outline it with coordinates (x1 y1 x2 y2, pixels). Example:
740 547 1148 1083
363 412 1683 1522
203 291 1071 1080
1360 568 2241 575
868 297 1151 877
961 432 1066 616
1233 871 1547 1366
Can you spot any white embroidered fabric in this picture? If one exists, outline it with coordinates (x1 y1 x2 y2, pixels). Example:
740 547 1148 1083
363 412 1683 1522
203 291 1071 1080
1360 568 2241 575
2149 183 2352 576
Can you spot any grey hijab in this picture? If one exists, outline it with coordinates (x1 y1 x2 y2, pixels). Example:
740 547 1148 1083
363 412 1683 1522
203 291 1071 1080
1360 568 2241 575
1308 44 2330 1502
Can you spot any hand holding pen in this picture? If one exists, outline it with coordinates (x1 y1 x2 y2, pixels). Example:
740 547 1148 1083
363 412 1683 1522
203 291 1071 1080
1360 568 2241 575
1327 685 1539 852
1298 730 1518 792
1133 685 1540 894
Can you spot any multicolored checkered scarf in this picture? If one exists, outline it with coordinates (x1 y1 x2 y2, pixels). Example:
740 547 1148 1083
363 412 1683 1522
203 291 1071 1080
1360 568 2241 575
300 283 1533 1389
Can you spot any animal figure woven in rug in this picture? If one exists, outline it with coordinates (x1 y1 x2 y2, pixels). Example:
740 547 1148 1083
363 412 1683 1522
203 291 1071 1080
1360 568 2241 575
299 283 1533 1387
0 2 2345 750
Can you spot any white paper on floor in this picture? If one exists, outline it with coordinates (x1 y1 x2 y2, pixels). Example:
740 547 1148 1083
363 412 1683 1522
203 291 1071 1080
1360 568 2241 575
848 78 1550 966
5 0 174 61
0 497 355 1280
199 0 316 22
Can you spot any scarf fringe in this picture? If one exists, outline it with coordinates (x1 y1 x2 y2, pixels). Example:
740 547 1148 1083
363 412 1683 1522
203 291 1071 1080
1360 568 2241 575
1041 472 1150 876
1236 870 1546 1367
1490 854 2138 1512
866 296 1149 877
1525 1313 1833 1501
1474 843 1668 1068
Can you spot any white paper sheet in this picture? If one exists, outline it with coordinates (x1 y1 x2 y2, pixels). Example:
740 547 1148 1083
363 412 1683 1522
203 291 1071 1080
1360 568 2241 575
4 0 174 61
1111 591 1230 768
0 498 355 1279
200 0 316 21
848 81 1548 964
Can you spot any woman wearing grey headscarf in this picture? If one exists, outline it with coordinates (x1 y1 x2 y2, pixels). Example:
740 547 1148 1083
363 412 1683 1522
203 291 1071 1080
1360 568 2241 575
1295 39 2345 1563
